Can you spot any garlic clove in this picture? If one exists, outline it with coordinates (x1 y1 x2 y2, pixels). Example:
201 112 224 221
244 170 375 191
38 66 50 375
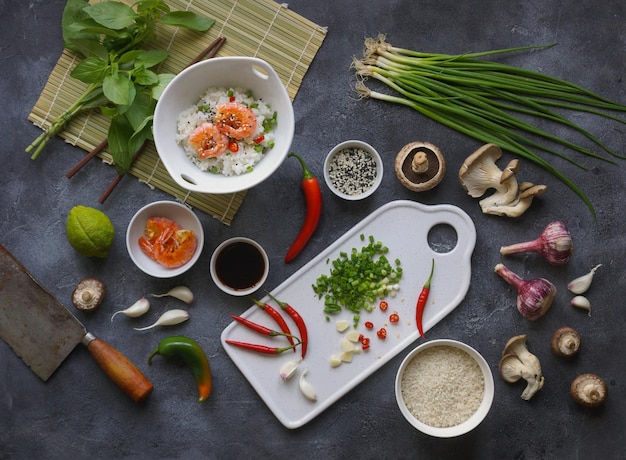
330 355 342 368
279 358 302 381
335 320 350 332
150 286 194 304
133 309 190 331
299 369 317 402
346 330 361 343
571 295 591 316
340 351 353 363
110 297 150 321
567 264 602 295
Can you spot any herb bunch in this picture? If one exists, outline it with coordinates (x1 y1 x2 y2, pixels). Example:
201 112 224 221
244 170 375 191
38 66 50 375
26 0 214 175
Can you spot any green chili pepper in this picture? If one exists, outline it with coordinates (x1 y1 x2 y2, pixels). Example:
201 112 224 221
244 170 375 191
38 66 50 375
148 335 212 402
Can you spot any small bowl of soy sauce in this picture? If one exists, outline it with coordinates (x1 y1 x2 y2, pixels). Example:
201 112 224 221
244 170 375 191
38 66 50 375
210 237 269 296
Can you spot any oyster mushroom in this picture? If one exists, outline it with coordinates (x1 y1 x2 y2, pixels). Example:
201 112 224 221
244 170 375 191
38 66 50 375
499 334 544 400
482 182 548 217
551 326 581 358
570 373 607 408
394 141 446 192
459 144 515 199
71 277 106 312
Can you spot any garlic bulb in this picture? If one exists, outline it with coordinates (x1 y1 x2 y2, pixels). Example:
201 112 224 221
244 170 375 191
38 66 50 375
299 369 317 402
494 263 556 320
571 295 591 316
568 264 602 294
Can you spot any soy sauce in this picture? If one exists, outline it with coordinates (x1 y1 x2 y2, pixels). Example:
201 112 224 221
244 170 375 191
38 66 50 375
215 241 265 290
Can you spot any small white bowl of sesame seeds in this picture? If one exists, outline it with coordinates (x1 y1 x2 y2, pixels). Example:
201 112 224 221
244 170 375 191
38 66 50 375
324 140 383 200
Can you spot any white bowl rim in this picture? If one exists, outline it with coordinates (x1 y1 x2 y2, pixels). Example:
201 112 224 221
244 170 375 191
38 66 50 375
126 200 204 278
395 338 495 438
323 139 383 201
209 236 269 296
152 56 295 194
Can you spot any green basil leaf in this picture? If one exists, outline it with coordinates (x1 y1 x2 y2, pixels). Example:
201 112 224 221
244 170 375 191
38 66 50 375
84 2 137 30
107 117 135 174
136 0 170 15
103 73 136 106
70 57 109 83
62 0 91 50
151 73 175 100
134 68 159 86
160 11 215 31
66 37 109 61
124 90 154 130
135 49 169 68
118 50 145 65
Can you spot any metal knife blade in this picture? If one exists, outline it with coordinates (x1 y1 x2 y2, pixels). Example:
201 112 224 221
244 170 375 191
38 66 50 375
0 244 153 402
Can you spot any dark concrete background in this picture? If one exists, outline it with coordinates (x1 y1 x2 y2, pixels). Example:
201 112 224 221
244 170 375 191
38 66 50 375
1 0 625 458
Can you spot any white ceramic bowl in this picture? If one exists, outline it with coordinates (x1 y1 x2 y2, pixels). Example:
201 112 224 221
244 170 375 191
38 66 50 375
323 140 383 200
152 57 294 194
395 339 494 437
126 201 204 278
210 237 269 296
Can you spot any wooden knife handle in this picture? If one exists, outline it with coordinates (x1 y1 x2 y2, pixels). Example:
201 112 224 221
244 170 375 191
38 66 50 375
83 334 154 403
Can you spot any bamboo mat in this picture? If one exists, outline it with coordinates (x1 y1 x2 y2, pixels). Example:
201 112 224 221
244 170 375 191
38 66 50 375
28 0 327 224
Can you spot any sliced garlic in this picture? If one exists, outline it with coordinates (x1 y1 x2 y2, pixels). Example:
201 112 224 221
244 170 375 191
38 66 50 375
346 330 361 343
279 358 302 381
330 355 342 368
340 338 355 352
299 369 317 402
340 351 353 363
571 295 591 316
568 264 602 295
335 320 350 332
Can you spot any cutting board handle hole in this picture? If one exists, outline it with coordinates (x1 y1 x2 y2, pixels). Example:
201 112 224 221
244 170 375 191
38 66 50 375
427 223 458 253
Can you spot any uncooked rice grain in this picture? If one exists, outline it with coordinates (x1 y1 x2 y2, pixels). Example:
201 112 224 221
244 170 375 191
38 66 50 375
400 345 484 428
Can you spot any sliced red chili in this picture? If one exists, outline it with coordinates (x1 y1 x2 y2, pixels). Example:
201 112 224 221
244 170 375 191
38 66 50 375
253 135 265 144
377 328 387 340
361 337 370 346
229 141 239 153
229 95 236 102
364 321 374 329
389 312 399 323
379 301 388 311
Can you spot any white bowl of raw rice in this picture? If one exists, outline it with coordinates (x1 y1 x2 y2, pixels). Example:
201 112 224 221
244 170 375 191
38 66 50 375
395 339 494 437
153 57 295 194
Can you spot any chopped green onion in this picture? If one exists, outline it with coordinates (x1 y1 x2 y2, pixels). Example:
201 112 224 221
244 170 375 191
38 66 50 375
312 235 402 323
353 35 626 216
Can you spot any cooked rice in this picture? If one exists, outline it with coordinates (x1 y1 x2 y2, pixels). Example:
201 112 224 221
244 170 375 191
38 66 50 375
400 345 485 428
175 87 276 176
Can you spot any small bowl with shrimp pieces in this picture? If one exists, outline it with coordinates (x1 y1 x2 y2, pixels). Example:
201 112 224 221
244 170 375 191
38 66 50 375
153 56 295 194
126 200 204 278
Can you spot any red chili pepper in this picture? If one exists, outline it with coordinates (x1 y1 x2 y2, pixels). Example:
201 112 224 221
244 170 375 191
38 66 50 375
229 95 236 102
253 135 265 144
250 297 295 350
364 321 374 329
379 301 388 311
416 259 435 338
284 152 322 263
225 339 296 355
265 291 309 359
230 315 297 339
390 312 400 323
229 141 239 153
377 328 387 340
361 336 370 346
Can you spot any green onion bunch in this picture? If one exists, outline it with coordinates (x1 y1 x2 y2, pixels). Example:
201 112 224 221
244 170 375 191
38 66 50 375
353 35 626 215
312 234 403 326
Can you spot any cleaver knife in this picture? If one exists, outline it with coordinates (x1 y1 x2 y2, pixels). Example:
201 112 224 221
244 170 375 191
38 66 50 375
0 244 153 403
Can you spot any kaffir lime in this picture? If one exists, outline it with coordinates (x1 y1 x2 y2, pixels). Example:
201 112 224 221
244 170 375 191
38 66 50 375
66 206 115 258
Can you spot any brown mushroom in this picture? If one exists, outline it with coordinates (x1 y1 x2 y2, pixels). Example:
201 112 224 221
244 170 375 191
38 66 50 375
551 326 581 358
72 277 106 312
570 373 607 408
394 141 446 192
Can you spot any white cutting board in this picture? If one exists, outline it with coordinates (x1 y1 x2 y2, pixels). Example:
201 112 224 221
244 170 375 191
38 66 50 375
221 200 476 429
